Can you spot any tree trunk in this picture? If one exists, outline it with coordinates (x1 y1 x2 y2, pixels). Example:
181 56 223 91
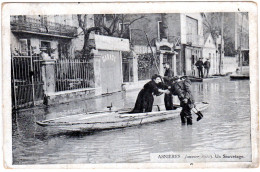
82 32 90 59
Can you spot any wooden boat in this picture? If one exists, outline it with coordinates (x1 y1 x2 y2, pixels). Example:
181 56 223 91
230 75 249 80
189 77 203 82
189 76 225 82
36 102 209 132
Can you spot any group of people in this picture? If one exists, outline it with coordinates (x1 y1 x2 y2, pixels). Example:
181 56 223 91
194 58 211 78
131 62 203 125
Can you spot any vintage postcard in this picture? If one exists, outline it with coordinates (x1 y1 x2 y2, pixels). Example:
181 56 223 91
1 1 259 169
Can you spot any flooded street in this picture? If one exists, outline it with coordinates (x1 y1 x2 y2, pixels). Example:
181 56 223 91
12 77 251 164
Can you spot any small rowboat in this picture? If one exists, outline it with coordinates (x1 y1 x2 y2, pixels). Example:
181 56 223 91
230 75 249 80
36 102 209 132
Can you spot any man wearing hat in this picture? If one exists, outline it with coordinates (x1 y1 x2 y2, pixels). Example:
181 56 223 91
203 58 211 78
169 76 203 125
162 62 175 110
195 58 204 78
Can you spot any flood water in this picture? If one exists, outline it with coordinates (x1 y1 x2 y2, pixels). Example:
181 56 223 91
12 77 251 164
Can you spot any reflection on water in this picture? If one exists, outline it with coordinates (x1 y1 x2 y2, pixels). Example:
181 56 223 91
12 78 251 164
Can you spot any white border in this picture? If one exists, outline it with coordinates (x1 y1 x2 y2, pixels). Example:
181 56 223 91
1 1 259 169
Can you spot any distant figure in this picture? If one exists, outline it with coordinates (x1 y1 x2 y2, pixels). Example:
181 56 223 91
162 62 175 110
203 58 211 78
131 74 170 113
191 63 196 76
195 58 204 78
236 68 240 75
169 76 203 125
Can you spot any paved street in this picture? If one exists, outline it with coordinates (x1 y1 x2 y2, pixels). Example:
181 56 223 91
12 77 251 164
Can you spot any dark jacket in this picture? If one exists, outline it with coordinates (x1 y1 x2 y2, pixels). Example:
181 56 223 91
131 81 160 113
170 79 194 108
163 68 174 85
195 60 204 69
203 61 211 69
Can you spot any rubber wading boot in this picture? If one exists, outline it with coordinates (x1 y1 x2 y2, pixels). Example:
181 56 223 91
196 111 203 121
187 117 193 125
181 115 186 125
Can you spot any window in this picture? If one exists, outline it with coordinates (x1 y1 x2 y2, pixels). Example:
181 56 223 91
158 21 163 40
186 16 198 35
41 41 51 56
19 39 28 55
19 39 31 56
40 15 48 26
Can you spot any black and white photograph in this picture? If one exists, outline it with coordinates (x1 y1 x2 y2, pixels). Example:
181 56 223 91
1 1 258 168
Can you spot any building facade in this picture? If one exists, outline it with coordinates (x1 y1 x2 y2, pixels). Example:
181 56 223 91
10 15 96 59
119 13 205 78
203 33 218 75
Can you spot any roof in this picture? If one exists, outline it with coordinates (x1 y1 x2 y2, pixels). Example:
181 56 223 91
204 33 211 43
204 32 217 46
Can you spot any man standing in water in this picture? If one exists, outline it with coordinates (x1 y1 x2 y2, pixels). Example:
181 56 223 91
162 62 175 110
195 58 204 78
170 76 203 125
203 58 211 78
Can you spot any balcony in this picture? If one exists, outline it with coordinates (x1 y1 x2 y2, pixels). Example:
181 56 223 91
186 34 204 47
10 16 77 38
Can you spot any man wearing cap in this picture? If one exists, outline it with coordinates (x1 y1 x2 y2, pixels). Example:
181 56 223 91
169 76 203 125
170 76 194 124
195 58 204 78
162 62 175 110
203 58 211 78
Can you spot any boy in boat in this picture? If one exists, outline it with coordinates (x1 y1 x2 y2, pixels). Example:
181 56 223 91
170 76 203 125
131 74 170 113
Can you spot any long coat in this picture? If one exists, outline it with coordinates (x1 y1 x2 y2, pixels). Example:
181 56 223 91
163 68 174 85
163 68 175 110
131 81 160 113
171 79 194 109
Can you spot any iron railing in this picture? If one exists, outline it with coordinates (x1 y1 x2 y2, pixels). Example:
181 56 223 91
10 16 77 38
55 59 94 92
11 54 44 109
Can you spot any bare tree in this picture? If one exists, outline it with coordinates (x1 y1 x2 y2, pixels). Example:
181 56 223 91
77 14 101 59
94 14 146 38
203 12 222 39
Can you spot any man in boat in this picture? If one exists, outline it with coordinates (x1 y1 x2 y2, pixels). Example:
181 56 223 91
170 76 203 125
131 74 170 113
162 62 175 110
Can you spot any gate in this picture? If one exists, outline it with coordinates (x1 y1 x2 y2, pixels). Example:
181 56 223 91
11 53 44 109
99 50 122 94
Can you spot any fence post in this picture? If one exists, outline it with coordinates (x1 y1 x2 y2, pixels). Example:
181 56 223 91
92 50 102 96
41 59 56 105
159 53 164 76
173 52 177 76
132 51 138 82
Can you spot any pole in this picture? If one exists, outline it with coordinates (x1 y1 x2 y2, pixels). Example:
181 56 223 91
30 46 35 106
240 13 244 73
11 54 17 109
144 31 160 74
219 13 224 74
